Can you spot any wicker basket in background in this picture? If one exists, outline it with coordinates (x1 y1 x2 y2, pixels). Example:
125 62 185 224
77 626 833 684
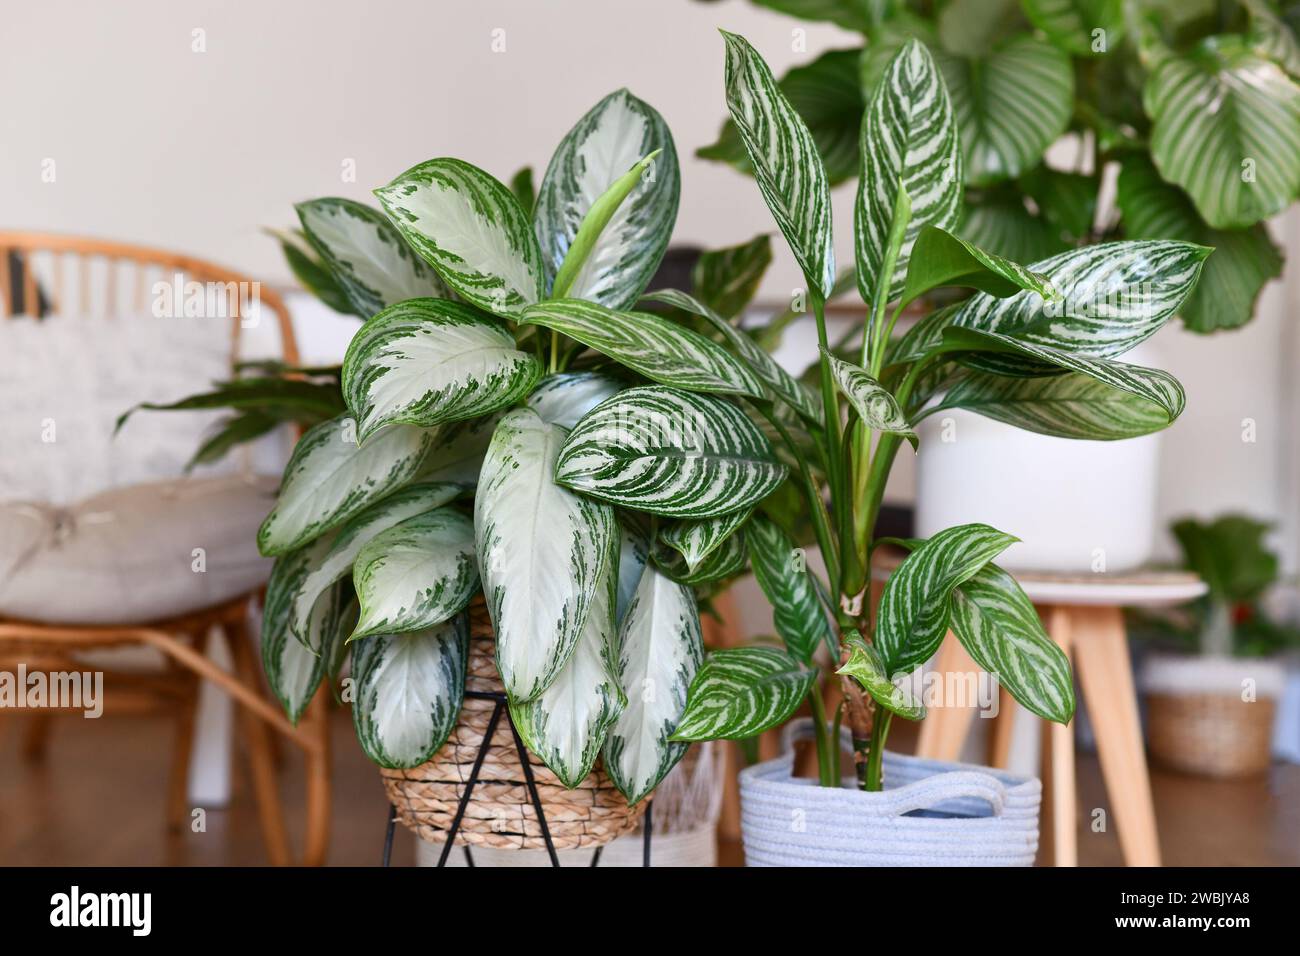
381 604 644 851
1146 693 1277 778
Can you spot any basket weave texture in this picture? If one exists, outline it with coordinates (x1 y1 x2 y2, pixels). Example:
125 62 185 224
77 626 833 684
380 603 644 850
1147 692 1276 778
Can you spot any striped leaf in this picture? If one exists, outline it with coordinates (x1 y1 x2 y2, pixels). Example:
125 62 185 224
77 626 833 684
272 228 354 315
341 298 540 442
1021 0 1124 56
287 482 460 648
535 89 679 309
1245 0 1300 78
957 191 1069 265
670 646 815 741
509 557 625 788
836 637 925 720
555 386 787 519
876 523 1018 674
644 289 822 425
520 298 764 398
898 226 1057 309
475 408 617 702
1144 37 1300 230
351 509 479 641
374 158 544 316
857 38 963 306
525 371 625 429
720 31 836 298
950 240 1211 359
653 529 748 585
603 565 704 803
825 352 917 447
936 35 1073 186
950 562 1075 723
257 415 433 557
746 516 834 664
296 198 446 318
691 234 772 319
262 533 343 723
615 524 650 625
1116 155 1283 333
658 508 753 574
417 414 498 486
351 614 469 769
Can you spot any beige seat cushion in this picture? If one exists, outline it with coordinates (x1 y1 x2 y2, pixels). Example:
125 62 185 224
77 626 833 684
0 475 278 626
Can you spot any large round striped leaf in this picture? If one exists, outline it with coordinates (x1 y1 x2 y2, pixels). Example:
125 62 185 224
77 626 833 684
670 646 815 742
658 508 753 575
555 387 787 519
350 509 479 641
351 614 469 769
475 408 616 702
257 415 433 557
746 516 834 664
826 351 917 447
519 299 764 398
857 38 963 306
1116 155 1283 333
601 565 704 804
719 31 836 298
296 198 446 318
534 89 679 310
341 298 541 442
836 637 926 720
957 191 1069 265
509 556 624 788
876 523 1018 674
936 35 1073 186
286 482 460 648
374 158 544 316
950 240 1211 359
525 371 624 430
1021 0 1124 56
752 0 872 31
1144 37 1300 230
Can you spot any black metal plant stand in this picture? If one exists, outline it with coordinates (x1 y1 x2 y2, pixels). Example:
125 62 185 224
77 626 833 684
382 689 653 867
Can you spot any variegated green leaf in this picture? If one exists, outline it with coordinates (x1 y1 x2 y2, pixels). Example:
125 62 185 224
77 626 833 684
525 371 624 429
351 509 478 641
720 31 836 297
475 408 617 701
296 198 446 318
374 158 544 316
1144 36 1300 230
257 415 433 557
825 351 917 447
691 234 772 319
509 166 535 216
670 646 815 741
876 523 1018 674
615 524 650 625
658 508 753 574
746 515 834 664
509 556 624 788
1245 0 1300 78
556 386 787 519
933 369 1175 440
950 562 1075 723
351 614 469 769
271 227 354 315
653 529 748 585
898 226 1057 309
643 289 822 425
262 532 343 723
950 240 1211 358
535 89 679 309
957 191 1069 265
287 482 460 648
836 637 926 720
519 298 764 398
602 565 704 803
416 414 498 486
341 298 540 442
857 38 963 306
936 35 1073 186
1020 0 1124 56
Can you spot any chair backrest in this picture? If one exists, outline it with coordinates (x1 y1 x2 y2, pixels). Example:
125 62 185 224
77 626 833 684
0 232 299 368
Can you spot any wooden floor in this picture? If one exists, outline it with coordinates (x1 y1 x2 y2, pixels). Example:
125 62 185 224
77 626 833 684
1 707 1296 866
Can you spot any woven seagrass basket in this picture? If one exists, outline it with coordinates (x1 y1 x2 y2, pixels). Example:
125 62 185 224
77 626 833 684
380 601 644 850
1147 693 1276 778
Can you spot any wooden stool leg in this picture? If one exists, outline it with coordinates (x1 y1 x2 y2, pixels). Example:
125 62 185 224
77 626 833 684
987 686 1016 769
299 688 332 867
166 676 200 831
1039 606 1077 867
1071 605 1161 867
21 713 53 763
915 631 980 762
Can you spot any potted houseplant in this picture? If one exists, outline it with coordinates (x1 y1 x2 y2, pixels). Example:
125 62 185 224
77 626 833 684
1134 515 1298 777
664 31 1205 866
699 0 1300 571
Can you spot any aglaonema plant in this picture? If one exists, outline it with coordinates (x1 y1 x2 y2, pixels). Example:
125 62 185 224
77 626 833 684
662 32 1209 791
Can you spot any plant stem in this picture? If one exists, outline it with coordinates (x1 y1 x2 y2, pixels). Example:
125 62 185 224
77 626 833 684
548 329 559 374
808 678 835 787
758 403 840 591
865 709 892 791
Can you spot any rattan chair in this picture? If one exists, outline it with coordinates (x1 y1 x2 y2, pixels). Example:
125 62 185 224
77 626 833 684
0 232 330 865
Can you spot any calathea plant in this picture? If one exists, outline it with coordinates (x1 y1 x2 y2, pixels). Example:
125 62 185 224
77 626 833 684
659 31 1208 791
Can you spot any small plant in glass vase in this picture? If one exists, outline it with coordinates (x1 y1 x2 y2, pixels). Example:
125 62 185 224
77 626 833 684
656 32 1207 864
